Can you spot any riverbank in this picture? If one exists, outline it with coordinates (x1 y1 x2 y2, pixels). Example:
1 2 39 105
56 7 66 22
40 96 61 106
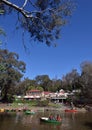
0 103 87 113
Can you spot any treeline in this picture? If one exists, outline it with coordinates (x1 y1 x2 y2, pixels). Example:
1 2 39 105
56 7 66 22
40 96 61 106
0 49 92 103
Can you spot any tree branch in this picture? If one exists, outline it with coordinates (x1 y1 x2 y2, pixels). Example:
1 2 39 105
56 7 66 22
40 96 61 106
1 0 33 18
28 0 38 9
1 0 51 31
22 0 28 9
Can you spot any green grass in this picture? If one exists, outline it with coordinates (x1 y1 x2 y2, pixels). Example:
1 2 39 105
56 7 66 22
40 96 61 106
12 99 61 108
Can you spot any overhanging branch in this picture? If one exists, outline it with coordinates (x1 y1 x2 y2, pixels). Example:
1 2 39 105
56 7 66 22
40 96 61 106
1 0 33 18
1 0 51 31
22 0 28 9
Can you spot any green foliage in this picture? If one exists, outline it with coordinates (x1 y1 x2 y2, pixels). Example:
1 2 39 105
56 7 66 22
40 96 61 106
13 99 38 107
80 61 92 99
35 75 50 90
15 78 32 95
37 100 49 107
48 102 61 108
0 0 76 46
0 49 26 102
0 63 6 71
0 27 6 36
28 85 35 90
62 69 80 91
37 86 44 91
0 27 6 45
28 85 43 91
0 28 6 36
0 9 5 14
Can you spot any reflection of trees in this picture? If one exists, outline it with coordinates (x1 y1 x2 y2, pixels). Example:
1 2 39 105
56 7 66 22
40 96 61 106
15 112 34 126
15 112 24 123
22 115 34 125
62 113 77 130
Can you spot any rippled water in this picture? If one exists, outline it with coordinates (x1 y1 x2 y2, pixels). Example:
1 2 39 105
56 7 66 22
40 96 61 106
0 110 92 130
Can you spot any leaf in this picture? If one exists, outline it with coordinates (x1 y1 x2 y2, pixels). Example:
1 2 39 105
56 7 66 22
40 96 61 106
0 28 6 36
0 9 5 14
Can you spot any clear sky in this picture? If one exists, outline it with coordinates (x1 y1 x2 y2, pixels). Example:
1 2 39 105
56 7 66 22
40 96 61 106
0 0 92 80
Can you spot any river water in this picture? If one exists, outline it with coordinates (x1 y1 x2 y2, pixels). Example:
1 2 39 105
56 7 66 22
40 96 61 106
0 110 92 130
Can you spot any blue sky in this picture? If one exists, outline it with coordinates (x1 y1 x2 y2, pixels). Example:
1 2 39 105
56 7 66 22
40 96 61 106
0 0 92 80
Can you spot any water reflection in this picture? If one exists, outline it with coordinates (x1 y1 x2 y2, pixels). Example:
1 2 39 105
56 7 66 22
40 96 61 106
0 110 92 130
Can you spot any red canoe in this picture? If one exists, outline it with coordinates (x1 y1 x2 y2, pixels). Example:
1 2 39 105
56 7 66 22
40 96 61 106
65 109 77 112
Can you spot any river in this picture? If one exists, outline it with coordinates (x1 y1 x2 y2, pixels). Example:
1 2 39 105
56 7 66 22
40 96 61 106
0 109 92 130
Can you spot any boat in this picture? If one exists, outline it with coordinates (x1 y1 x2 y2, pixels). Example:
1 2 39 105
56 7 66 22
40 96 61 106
25 110 35 115
65 109 77 112
40 117 62 124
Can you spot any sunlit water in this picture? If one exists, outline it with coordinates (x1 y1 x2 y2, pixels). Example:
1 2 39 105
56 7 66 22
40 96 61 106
0 110 92 130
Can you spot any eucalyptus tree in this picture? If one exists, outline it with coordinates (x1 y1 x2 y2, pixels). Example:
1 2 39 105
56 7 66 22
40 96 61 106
15 78 44 95
0 6 6 45
0 27 6 47
62 69 80 91
0 0 76 46
0 49 26 102
80 61 92 100
50 78 62 92
15 78 31 96
35 75 50 91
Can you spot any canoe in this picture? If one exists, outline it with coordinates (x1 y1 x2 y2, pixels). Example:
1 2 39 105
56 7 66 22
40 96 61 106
40 117 62 124
25 110 35 115
65 109 77 112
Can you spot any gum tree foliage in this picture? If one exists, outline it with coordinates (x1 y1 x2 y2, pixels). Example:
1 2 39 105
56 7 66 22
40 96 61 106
62 69 80 91
0 5 6 45
80 61 92 99
0 0 76 46
15 78 31 96
0 49 26 102
0 27 6 46
49 78 62 92
35 75 50 91
15 78 44 95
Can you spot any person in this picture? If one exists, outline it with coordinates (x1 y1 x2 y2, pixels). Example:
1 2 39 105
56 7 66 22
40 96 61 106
56 114 62 121
49 114 53 120
49 114 56 120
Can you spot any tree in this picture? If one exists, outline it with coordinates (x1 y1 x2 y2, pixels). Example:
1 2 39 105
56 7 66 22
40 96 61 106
0 5 6 45
62 69 80 91
15 78 31 96
0 49 26 102
35 75 50 90
80 61 92 100
50 78 62 92
0 27 6 46
0 28 6 36
0 0 76 46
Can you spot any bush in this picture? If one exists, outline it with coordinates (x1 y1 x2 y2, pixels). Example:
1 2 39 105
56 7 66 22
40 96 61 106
37 100 49 107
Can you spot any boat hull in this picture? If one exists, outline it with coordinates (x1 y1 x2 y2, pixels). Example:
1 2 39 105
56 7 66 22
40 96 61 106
40 117 62 124
65 109 77 112
25 110 35 115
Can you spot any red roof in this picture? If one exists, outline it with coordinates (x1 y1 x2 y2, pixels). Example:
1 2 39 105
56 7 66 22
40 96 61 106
28 89 41 92
43 91 50 95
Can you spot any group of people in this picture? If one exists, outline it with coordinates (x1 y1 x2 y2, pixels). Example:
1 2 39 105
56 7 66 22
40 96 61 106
49 114 62 121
